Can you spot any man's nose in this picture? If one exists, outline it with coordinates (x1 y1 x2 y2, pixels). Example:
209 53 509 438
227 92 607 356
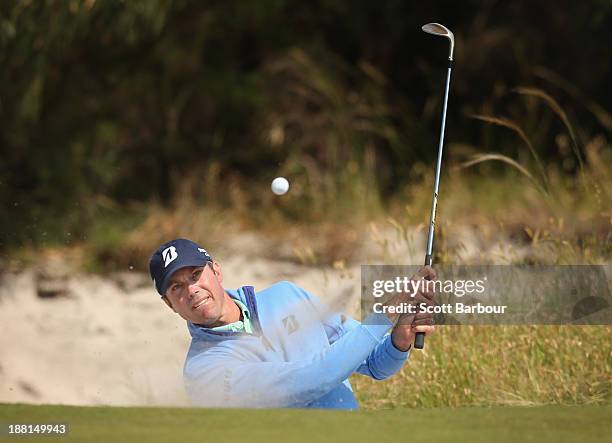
188 284 200 297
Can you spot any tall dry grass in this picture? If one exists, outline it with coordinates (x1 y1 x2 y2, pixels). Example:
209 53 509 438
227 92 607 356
352 121 611 407
353 325 611 408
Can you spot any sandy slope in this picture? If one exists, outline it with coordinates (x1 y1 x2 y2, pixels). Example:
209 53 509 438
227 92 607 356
1 226 513 406
0 252 371 407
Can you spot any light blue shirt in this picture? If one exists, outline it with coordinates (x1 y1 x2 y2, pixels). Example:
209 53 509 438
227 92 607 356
184 282 410 409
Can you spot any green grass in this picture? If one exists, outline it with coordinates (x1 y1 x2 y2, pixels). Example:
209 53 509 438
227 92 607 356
353 326 611 408
1 403 610 442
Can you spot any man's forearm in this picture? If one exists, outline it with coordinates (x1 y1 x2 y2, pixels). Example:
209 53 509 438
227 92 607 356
356 333 410 380
391 325 414 351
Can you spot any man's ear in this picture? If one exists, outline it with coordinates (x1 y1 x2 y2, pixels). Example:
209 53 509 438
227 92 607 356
162 296 176 312
211 260 223 284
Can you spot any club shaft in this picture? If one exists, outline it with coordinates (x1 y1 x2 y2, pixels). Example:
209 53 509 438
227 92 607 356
415 61 453 350
426 63 452 262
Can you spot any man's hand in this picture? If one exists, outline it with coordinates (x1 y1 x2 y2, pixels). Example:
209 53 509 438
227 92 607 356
390 266 436 351
391 314 435 351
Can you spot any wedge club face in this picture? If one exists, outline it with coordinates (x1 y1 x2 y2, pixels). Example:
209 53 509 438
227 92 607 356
422 23 455 61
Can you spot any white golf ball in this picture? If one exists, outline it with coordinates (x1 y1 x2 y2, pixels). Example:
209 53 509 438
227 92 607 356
271 177 289 195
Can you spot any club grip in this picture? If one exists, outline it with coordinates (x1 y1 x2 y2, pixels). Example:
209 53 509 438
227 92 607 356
414 331 425 349
414 254 434 349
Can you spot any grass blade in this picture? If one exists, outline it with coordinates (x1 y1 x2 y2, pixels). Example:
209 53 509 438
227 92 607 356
513 87 586 183
457 153 549 197
470 114 549 191
533 66 612 134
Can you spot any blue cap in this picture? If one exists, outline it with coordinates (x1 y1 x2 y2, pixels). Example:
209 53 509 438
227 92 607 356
149 238 213 296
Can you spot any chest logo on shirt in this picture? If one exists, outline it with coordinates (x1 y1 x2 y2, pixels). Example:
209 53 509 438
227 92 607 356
282 315 300 335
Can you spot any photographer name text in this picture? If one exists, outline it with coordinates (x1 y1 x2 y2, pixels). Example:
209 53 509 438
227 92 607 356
373 302 507 315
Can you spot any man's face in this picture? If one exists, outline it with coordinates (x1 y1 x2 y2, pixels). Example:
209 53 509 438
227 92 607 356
163 263 227 327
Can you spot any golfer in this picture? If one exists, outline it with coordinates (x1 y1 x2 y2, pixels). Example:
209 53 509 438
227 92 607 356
149 238 435 409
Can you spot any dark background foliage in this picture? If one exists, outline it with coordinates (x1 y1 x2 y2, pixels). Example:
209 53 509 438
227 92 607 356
1 0 611 247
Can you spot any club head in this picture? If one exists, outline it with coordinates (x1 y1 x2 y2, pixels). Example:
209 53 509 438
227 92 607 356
422 23 455 61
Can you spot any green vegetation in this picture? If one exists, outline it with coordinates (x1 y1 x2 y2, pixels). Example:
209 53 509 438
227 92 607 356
1 403 610 443
353 325 611 408
1 1 610 261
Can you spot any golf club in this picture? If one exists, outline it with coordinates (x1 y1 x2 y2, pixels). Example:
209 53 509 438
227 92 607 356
414 23 455 350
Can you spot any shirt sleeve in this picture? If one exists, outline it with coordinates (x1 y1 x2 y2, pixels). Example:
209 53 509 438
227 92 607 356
184 312 392 408
308 288 410 380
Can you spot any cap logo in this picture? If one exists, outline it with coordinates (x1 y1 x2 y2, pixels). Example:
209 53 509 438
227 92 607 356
162 246 178 267
198 247 211 258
